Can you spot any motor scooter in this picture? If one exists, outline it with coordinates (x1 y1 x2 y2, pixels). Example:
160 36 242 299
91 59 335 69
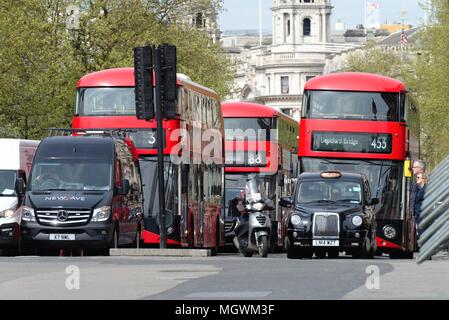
233 175 274 257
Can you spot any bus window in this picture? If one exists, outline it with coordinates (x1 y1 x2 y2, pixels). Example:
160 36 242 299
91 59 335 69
305 91 400 121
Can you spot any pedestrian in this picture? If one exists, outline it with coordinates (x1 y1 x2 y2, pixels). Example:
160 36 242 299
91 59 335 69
414 172 428 237
410 159 426 218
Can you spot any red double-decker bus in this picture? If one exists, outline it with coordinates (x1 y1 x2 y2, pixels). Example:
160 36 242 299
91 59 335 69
222 102 299 250
72 68 225 252
299 72 419 258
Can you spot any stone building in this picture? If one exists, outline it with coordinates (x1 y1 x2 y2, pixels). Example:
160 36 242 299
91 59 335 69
225 0 360 119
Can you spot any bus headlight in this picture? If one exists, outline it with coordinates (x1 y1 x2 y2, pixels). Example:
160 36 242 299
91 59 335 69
351 216 363 227
291 215 302 226
21 206 36 222
92 206 111 222
383 225 397 240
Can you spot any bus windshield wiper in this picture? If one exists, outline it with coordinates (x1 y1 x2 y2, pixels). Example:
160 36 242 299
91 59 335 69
42 188 69 191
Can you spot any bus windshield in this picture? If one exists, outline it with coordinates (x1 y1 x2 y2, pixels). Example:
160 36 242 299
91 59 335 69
224 118 272 141
0 170 17 196
303 91 399 121
76 87 135 116
300 158 402 220
30 160 112 191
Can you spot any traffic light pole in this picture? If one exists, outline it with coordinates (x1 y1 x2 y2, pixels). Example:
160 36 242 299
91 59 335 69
154 47 167 248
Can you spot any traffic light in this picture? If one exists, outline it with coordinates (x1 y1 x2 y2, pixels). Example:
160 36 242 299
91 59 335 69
134 46 154 120
160 44 177 119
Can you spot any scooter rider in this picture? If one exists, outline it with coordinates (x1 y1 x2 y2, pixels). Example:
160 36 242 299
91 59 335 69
233 174 273 257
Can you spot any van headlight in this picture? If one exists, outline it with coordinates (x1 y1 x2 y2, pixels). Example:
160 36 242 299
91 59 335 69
0 208 15 218
92 206 111 222
22 206 36 222
351 216 363 227
291 215 302 225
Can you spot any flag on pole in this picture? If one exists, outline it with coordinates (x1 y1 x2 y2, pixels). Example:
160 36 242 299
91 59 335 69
366 2 380 29
367 2 380 10
400 30 409 47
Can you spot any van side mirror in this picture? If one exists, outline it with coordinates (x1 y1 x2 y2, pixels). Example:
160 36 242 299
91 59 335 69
15 178 25 195
118 179 130 195
367 198 379 206
279 196 293 208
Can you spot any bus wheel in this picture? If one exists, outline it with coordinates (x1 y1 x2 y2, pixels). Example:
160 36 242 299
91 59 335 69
210 220 220 256
135 224 142 249
188 217 194 248
390 251 414 259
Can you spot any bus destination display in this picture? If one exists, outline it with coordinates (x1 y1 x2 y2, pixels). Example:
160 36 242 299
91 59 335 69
312 132 392 154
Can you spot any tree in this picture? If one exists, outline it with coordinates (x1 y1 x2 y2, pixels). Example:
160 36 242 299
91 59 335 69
415 0 449 168
68 0 232 96
0 0 233 139
0 0 81 139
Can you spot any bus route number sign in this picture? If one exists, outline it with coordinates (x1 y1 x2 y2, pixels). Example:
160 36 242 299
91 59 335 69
225 151 267 167
128 129 160 149
312 132 392 154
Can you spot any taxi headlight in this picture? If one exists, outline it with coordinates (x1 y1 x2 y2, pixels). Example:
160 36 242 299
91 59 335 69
291 215 302 225
351 215 363 227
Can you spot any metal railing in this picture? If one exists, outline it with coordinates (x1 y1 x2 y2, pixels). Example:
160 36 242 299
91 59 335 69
416 155 449 264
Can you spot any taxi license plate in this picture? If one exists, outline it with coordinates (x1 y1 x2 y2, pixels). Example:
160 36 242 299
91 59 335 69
313 240 339 246
49 234 75 241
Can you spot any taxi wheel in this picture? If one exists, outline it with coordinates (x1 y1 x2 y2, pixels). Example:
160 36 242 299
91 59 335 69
355 235 373 259
315 249 326 259
286 244 301 259
327 249 339 259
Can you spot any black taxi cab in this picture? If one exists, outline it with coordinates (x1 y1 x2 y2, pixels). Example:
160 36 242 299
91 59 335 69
280 171 378 259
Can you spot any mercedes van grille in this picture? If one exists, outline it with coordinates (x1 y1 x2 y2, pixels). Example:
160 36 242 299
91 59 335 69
36 209 91 226
312 212 339 238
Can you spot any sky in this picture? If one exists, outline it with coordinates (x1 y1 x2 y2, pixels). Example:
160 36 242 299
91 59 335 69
219 0 427 31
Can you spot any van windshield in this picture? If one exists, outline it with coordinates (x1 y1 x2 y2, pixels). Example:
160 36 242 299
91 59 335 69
0 170 17 196
29 160 112 191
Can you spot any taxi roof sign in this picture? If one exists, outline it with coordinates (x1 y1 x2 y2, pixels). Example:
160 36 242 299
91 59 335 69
320 171 342 179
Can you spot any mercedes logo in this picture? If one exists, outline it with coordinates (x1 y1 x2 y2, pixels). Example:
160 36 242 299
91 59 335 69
57 210 69 222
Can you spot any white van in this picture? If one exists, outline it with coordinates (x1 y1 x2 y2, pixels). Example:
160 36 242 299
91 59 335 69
0 139 39 255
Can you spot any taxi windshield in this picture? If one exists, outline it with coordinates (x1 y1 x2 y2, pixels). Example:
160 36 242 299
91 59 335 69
297 180 362 205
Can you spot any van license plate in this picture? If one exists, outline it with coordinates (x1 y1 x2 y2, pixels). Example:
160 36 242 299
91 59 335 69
49 234 75 241
313 240 339 246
